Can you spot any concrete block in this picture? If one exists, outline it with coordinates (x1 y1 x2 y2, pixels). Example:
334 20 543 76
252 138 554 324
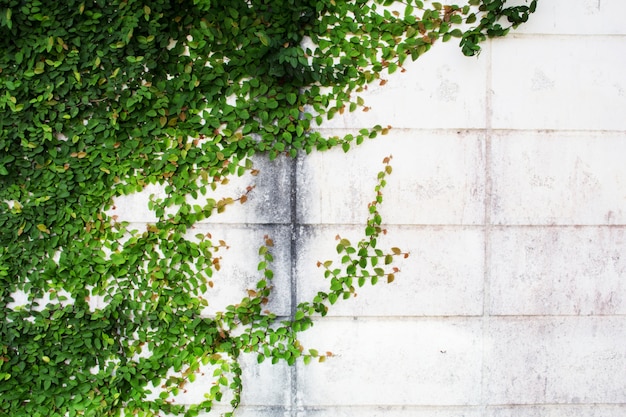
487 404 626 417
296 318 483 406
238 354 292 407
295 225 484 316
490 226 626 315
316 40 488 130
297 130 485 225
168 353 291 408
485 317 626 404
196 155 293 225
511 0 626 35
107 182 165 224
490 131 626 225
192 224 292 316
491 36 626 131
108 154 292 225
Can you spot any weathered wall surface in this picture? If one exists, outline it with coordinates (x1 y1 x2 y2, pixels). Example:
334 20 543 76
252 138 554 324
115 2 626 416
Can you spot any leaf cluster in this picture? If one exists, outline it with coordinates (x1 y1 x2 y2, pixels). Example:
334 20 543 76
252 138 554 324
0 1 536 415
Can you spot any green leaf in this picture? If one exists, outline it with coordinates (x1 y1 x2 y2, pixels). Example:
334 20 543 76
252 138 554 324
256 32 270 46
328 293 338 305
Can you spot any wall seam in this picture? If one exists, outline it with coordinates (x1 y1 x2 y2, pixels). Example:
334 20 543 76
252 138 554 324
290 154 299 417
481 37 495 414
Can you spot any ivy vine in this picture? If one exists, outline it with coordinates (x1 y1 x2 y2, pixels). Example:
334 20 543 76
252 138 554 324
0 0 537 416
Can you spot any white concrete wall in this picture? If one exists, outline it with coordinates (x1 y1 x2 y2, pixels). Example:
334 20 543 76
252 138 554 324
115 2 626 415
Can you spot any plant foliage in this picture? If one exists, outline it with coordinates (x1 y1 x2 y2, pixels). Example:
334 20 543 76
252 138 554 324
0 0 536 415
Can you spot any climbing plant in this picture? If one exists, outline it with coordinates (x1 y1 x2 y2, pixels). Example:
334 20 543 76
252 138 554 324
0 0 536 416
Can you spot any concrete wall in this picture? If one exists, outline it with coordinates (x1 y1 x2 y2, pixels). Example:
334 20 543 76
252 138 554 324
115 2 626 415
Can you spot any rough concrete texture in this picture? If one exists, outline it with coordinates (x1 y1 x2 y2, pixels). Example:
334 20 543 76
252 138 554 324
111 2 626 416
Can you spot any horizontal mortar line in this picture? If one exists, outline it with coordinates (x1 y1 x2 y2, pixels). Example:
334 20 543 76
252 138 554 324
488 128 626 135
271 315 484 321
298 314 626 321
486 402 626 406
209 405 289 409
296 403 626 410
472 313 626 318
482 403 626 410
200 313 626 321
209 406 306 413
119 222 626 228
119 221 293 228
489 224 626 229
297 405 484 411
296 223 626 228
311 127 626 135
297 223 485 228
507 32 626 40
193 222 292 227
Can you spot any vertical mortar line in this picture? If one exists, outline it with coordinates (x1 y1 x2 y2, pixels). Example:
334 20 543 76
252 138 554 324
481 38 494 415
289 153 299 417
